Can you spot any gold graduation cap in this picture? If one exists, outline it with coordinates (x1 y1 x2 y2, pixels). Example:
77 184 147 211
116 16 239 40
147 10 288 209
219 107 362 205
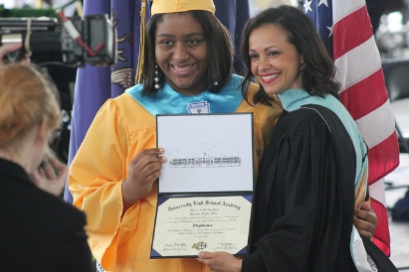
151 0 215 15
135 0 216 84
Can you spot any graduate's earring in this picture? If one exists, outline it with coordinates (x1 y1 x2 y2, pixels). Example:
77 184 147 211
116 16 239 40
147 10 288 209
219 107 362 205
300 56 305 70
214 81 218 86
299 62 306 72
154 65 160 90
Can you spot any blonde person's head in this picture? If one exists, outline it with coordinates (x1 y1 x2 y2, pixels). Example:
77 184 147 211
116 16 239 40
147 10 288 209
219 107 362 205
0 63 61 148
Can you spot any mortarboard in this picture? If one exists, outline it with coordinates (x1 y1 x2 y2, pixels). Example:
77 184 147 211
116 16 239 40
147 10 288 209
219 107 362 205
151 0 215 15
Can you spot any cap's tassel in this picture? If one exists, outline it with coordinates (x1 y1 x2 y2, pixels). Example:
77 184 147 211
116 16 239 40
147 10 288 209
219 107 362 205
76 0 83 17
135 0 146 84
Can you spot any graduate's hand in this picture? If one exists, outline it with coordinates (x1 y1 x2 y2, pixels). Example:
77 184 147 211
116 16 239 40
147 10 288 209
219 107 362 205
122 148 166 210
31 153 68 196
197 251 242 272
354 202 377 239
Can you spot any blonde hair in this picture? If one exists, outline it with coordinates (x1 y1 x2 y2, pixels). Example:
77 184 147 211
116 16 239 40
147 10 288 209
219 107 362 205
0 63 61 147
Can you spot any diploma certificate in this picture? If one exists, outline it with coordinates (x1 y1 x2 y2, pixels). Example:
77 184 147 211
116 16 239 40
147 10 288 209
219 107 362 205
152 114 254 258
151 195 252 257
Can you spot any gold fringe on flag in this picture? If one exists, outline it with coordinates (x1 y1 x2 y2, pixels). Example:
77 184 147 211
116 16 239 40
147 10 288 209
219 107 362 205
135 0 146 84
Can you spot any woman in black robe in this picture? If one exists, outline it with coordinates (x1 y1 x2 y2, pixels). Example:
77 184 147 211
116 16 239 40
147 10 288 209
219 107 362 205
198 5 397 272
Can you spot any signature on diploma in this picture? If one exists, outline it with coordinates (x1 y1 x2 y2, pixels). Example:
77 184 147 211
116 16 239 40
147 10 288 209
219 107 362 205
214 242 238 251
163 242 188 251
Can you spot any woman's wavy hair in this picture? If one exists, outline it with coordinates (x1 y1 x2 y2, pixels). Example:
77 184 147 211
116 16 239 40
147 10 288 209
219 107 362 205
240 5 340 104
141 10 234 96
0 63 61 147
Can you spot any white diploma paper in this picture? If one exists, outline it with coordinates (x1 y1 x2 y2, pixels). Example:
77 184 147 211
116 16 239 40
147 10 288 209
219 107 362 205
156 114 254 193
151 195 252 257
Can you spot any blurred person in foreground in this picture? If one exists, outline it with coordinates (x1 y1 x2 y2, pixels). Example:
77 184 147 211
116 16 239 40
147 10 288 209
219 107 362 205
0 61 94 272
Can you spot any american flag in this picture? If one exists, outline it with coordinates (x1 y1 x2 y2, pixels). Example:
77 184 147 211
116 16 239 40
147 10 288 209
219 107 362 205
304 0 400 256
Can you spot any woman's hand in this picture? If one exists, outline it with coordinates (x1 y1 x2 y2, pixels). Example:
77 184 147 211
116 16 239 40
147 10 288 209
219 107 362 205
0 43 30 65
197 251 242 272
31 154 68 196
354 202 377 239
122 148 166 211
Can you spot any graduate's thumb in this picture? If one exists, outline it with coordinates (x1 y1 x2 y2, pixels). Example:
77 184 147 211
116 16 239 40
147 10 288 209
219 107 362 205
360 201 371 211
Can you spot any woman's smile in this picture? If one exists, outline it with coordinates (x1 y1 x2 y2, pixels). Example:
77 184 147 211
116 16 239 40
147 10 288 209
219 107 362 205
260 73 279 84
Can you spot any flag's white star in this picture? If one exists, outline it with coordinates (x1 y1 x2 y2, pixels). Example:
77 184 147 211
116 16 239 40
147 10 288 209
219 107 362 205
304 0 313 13
318 0 328 7
327 26 333 37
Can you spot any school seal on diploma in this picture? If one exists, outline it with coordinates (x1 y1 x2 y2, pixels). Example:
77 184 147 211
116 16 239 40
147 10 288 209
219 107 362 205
192 242 207 251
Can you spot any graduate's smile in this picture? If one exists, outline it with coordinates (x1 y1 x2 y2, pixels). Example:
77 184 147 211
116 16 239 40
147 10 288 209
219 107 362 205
171 64 196 75
155 13 209 96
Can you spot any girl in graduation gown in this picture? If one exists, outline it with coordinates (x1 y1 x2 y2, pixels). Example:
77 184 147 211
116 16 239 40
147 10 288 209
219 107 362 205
68 1 281 271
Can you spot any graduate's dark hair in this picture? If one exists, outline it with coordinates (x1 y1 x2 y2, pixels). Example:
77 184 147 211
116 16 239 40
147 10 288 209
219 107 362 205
240 5 340 104
141 10 233 96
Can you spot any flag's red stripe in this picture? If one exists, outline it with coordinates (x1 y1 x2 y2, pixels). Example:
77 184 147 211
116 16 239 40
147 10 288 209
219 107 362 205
367 132 400 185
339 69 389 120
370 197 391 256
333 5 373 60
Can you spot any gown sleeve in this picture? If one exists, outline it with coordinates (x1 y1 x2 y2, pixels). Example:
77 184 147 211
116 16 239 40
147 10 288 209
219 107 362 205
68 98 140 270
243 113 356 272
242 84 283 180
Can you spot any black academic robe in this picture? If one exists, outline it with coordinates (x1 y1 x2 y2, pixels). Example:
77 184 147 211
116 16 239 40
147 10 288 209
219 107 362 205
242 105 358 272
0 158 94 272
